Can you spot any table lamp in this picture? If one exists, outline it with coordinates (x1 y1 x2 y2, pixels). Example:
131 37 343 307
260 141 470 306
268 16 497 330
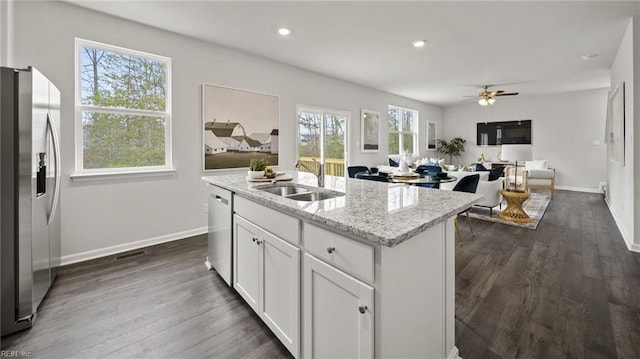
501 144 532 191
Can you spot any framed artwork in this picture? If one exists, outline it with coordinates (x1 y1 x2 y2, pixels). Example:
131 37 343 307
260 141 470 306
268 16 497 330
608 82 624 166
202 84 279 171
361 109 380 152
427 121 437 150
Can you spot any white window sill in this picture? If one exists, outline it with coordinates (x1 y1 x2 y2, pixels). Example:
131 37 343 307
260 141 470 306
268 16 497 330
70 169 177 182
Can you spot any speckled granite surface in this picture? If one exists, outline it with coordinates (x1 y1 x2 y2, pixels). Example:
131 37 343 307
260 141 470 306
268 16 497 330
202 172 483 247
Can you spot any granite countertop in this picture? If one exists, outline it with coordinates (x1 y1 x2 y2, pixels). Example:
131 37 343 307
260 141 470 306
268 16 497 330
202 172 483 247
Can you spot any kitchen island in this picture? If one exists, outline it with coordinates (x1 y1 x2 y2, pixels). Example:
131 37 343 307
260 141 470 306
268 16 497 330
202 172 482 359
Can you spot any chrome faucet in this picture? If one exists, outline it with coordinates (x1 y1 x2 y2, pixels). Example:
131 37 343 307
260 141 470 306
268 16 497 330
295 160 325 188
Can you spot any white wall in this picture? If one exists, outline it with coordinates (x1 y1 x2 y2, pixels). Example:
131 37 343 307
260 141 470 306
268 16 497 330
0 0 14 66
609 18 635 250
635 16 640 253
12 1 442 263
442 89 609 192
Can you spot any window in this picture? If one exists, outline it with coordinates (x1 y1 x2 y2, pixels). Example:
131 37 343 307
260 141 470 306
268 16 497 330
297 106 349 177
75 39 171 175
388 105 418 155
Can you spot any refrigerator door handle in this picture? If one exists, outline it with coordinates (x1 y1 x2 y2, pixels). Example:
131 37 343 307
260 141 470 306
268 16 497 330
47 113 61 225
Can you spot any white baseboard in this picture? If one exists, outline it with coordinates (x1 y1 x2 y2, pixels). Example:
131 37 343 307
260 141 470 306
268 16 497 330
603 198 637 253
447 346 461 359
555 185 602 193
60 226 208 266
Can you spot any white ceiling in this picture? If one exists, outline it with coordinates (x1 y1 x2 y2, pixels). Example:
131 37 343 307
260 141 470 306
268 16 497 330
64 1 638 107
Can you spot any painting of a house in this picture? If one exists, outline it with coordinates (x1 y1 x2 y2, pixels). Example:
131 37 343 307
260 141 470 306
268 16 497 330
204 131 227 154
202 84 279 170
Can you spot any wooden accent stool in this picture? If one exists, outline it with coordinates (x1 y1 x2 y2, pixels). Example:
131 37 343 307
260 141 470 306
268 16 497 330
499 189 531 223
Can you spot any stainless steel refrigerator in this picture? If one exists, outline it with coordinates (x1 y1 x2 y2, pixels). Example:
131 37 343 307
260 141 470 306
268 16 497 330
1 66 61 336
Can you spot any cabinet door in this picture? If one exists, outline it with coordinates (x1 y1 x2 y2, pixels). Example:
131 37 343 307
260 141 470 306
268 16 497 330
233 215 261 313
261 231 300 357
303 254 374 359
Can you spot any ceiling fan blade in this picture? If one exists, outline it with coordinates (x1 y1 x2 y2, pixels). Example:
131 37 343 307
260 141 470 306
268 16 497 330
494 92 519 96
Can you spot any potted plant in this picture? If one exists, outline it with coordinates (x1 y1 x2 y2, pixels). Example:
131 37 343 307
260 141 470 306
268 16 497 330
248 158 268 179
436 137 466 165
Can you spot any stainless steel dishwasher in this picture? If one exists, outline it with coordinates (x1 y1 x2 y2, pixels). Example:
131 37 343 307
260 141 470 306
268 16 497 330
206 184 233 286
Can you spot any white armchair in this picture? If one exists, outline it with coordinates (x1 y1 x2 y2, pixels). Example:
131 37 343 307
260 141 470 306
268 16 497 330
475 179 504 217
525 160 555 198
504 160 555 198
441 171 503 217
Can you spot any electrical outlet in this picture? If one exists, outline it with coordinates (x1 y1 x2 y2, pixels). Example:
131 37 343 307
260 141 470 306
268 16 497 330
203 203 208 213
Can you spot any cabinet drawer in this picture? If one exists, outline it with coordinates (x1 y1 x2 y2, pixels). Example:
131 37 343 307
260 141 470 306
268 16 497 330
235 196 300 245
304 223 374 282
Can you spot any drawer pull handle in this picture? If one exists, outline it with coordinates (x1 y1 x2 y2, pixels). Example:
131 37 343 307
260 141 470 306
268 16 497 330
327 246 336 254
358 305 367 314
252 237 258 242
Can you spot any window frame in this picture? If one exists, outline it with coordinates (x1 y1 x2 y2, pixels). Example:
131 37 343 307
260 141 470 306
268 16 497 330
388 105 419 155
73 38 173 177
296 105 351 176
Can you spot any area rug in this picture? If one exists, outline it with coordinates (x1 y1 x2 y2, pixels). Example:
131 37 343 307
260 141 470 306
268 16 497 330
468 191 551 229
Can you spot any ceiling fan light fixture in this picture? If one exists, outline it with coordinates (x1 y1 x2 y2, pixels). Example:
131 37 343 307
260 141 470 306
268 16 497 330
479 98 489 106
488 98 496 105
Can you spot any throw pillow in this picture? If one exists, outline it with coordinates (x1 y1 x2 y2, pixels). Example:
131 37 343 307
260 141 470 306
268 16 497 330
389 157 399 167
475 163 489 171
488 166 504 181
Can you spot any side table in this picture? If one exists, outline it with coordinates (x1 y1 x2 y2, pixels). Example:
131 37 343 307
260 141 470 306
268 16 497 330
499 189 530 223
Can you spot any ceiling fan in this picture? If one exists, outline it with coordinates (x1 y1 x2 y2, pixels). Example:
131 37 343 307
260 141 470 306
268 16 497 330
468 85 519 106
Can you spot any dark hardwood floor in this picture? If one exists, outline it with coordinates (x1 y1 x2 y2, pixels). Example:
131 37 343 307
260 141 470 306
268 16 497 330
3 190 639 358
457 190 640 358
1 235 292 358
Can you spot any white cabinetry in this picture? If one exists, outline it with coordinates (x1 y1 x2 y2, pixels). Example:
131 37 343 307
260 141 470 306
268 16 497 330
233 215 261 312
303 253 374 359
230 195 456 359
233 214 300 357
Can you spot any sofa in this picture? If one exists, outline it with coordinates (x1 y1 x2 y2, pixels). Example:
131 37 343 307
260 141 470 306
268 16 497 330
377 155 444 174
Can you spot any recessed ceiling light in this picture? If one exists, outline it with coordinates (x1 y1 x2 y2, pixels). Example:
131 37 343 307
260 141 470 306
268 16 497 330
412 40 426 48
581 53 599 61
278 28 291 36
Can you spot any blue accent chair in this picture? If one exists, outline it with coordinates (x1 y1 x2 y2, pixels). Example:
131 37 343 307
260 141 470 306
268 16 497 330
452 174 480 246
347 166 370 178
355 173 391 182
415 165 443 188
415 165 442 176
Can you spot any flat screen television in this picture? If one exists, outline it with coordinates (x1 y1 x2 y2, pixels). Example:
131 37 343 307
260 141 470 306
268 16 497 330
477 120 531 146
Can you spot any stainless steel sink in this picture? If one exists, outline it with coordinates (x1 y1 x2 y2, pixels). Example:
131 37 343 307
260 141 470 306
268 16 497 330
285 191 345 202
255 183 311 196
255 183 344 202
